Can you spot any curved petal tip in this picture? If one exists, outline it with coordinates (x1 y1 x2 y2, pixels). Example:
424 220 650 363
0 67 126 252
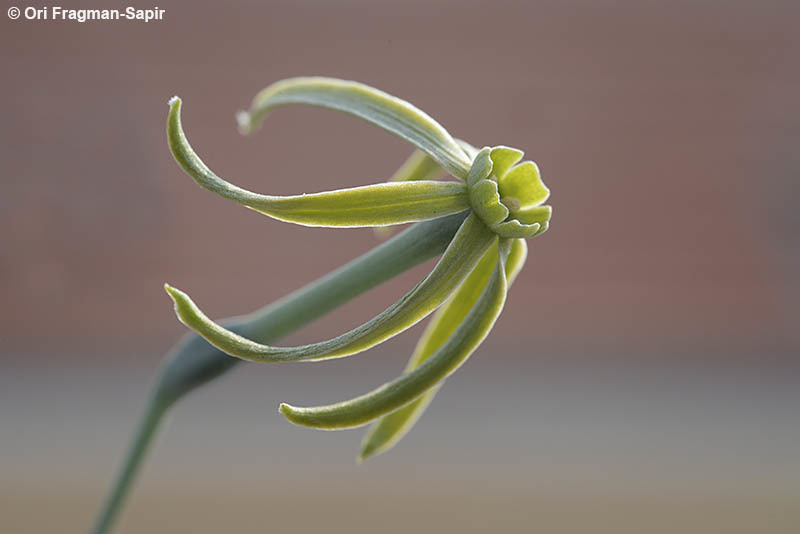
163 282 181 300
279 403 303 425
236 110 253 135
163 283 192 326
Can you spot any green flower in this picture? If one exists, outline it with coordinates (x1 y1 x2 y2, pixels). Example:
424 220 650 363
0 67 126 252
164 77 552 461
467 146 551 238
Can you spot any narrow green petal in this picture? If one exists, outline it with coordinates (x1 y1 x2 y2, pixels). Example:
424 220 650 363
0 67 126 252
279 240 513 430
375 149 449 239
168 97 469 227
236 77 472 179
165 214 495 363
358 238 527 461
389 149 446 183
505 238 529 286
456 139 480 160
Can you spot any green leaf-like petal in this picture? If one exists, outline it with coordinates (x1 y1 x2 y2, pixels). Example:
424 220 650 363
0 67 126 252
278 239 513 430
470 180 509 226
374 144 475 240
236 77 472 179
465 146 494 187
490 219 541 239
165 214 495 363
374 149 448 239
168 97 469 228
497 160 549 207
515 205 552 226
489 146 524 181
389 149 446 183
389 139 480 183
358 238 527 461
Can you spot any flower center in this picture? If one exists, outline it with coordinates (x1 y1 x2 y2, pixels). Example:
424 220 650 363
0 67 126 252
466 146 552 239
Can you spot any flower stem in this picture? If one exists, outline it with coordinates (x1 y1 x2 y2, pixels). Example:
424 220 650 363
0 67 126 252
90 211 468 534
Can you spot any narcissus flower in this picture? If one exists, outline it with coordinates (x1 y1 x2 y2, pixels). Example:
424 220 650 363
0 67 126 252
164 77 551 461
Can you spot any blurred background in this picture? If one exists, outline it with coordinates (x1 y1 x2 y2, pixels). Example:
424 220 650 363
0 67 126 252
2 0 798 532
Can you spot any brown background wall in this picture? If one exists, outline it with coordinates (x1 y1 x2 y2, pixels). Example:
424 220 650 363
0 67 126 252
3 0 798 360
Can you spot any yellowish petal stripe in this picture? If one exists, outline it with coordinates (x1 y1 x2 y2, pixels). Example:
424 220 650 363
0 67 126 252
278 239 514 430
165 214 494 363
168 97 470 228
237 77 472 179
358 238 527 460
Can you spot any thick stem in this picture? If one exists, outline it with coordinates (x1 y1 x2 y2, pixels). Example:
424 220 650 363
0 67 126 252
90 211 468 534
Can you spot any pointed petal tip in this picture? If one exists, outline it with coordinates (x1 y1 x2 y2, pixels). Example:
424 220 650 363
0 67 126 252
163 283 182 301
357 441 383 463
278 402 294 418
163 284 194 327
236 110 253 135
357 437 378 463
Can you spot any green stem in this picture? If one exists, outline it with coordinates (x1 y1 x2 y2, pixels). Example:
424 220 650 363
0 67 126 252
90 394 169 534
90 211 468 534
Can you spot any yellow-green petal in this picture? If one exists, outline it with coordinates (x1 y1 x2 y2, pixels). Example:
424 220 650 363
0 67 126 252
358 238 527 460
465 146 494 187
389 149 446 183
236 77 472 179
279 239 513 430
490 219 541 239
489 146 524 181
374 148 448 239
165 214 495 363
168 97 469 228
515 205 552 226
470 180 509 226
497 160 550 207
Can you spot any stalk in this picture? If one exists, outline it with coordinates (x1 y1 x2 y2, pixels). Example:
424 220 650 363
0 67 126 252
90 211 468 534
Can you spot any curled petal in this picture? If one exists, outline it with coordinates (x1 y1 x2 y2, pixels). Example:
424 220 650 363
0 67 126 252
467 145 552 238
168 97 469 228
165 214 495 363
515 205 552 225
488 146 524 181
491 219 541 239
498 160 550 207
470 179 510 226
236 77 472 179
279 239 513 430
465 146 494 187
358 238 527 461
491 205 551 238
466 147 511 227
